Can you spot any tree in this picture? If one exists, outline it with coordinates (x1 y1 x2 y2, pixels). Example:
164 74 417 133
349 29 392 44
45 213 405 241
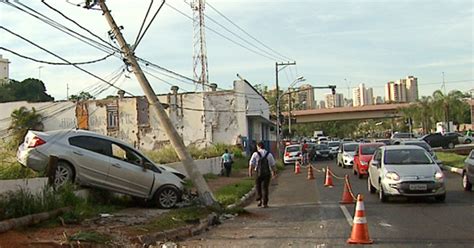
432 90 469 126
0 78 54 103
69 91 95 101
8 107 43 147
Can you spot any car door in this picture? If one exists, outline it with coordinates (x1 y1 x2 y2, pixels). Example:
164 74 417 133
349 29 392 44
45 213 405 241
467 151 474 181
106 142 154 198
68 136 112 187
368 148 382 188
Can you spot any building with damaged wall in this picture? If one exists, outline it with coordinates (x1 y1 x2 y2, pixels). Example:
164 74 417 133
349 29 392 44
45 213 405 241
75 79 275 154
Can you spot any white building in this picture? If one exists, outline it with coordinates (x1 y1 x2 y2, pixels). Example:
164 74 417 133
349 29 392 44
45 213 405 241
0 79 274 155
0 55 10 84
318 100 326 109
385 76 418 103
325 93 344 108
352 83 374 106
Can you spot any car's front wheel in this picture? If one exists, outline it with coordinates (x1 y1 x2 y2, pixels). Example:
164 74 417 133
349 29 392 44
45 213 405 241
54 161 74 188
378 183 387 202
368 176 376 194
155 186 180 209
447 142 455 149
463 172 472 191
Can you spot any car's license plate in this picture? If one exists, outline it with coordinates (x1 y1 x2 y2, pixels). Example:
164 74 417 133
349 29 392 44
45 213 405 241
409 184 427 190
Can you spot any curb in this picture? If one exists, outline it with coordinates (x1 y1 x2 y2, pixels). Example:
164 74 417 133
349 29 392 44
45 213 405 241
226 186 256 210
134 212 220 246
441 165 463 175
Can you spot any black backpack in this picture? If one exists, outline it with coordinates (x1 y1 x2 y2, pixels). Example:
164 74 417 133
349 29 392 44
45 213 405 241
257 151 271 177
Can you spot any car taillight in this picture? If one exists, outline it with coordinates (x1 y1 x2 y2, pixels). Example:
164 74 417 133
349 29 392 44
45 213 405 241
28 136 46 148
285 152 290 157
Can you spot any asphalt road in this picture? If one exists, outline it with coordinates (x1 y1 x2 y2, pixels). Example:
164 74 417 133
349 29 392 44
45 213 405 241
178 159 474 247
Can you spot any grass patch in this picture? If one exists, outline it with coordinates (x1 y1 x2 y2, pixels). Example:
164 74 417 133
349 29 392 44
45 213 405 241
0 148 38 180
143 144 243 164
203 173 219 181
437 152 466 169
214 178 254 206
68 231 111 244
137 206 212 233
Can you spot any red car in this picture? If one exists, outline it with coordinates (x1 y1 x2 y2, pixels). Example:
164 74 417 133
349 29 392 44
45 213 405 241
353 143 384 178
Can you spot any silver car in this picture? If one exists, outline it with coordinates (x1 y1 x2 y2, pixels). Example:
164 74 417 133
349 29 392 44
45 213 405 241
463 150 474 191
367 145 446 202
337 142 358 168
17 129 185 208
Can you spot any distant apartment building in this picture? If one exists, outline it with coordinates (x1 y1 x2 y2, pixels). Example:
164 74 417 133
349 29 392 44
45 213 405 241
318 100 326 109
0 55 9 84
344 98 353 107
295 84 315 109
352 83 374 107
385 76 418 103
325 93 344 108
374 96 384 104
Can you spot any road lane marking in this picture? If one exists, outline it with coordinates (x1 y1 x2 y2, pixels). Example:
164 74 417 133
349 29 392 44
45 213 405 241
340 205 353 226
379 222 392 227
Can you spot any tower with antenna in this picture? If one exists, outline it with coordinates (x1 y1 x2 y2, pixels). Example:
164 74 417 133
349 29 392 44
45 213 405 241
191 0 209 91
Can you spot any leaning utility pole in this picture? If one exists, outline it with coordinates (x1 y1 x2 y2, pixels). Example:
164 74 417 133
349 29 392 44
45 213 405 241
275 61 296 157
97 0 217 207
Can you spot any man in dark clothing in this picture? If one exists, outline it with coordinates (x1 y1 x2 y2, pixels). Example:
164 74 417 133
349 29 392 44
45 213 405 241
248 141 277 208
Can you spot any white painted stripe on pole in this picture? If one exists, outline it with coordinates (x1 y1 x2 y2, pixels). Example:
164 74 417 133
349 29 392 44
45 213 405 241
355 201 365 211
340 205 353 226
353 217 367 224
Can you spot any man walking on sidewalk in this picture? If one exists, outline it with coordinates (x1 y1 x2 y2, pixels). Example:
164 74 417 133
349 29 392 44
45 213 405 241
249 141 277 208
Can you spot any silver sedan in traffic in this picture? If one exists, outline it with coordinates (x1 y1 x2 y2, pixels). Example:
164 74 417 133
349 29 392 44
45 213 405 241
367 145 446 202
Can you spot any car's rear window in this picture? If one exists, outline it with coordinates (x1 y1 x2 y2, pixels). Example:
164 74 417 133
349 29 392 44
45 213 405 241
328 142 339 147
286 146 300 152
384 149 433 165
344 144 358 152
361 145 380 155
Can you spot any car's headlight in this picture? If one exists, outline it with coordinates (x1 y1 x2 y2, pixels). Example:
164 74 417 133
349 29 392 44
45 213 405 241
434 171 444 180
316 151 321 154
385 172 400 181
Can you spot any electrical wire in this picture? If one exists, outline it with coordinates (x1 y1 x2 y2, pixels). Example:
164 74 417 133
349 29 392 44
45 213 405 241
205 1 293 61
0 26 134 96
165 2 277 61
0 47 114 66
133 0 166 51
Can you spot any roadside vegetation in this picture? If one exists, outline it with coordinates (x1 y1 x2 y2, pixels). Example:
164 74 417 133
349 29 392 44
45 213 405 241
437 152 466 169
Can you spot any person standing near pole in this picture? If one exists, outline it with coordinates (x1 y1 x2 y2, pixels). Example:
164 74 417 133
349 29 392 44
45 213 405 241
221 149 233 177
249 141 277 208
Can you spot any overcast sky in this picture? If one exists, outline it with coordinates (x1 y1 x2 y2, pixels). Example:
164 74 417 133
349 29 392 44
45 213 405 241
1 0 473 102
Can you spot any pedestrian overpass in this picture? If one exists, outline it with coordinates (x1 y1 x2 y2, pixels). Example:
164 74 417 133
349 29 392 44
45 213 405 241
288 103 411 123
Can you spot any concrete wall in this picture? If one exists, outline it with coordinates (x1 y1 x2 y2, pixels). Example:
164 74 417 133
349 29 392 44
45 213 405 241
0 101 76 139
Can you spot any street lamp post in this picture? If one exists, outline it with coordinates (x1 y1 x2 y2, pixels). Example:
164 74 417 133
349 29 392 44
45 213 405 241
287 76 305 135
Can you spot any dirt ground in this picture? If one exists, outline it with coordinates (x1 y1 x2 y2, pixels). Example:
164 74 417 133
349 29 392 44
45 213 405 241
0 170 249 248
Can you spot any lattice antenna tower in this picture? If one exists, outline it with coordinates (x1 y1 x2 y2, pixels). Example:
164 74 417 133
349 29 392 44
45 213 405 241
191 0 209 91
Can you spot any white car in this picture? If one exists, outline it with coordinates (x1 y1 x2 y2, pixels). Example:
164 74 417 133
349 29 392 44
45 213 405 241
17 129 185 208
337 142 358 168
283 144 302 165
367 145 446 202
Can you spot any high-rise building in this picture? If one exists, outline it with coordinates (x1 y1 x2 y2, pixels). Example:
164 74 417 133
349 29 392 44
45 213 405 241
352 83 374 106
0 55 9 85
325 93 344 108
319 100 326 109
405 76 419 102
374 96 384 104
295 84 315 109
385 76 417 103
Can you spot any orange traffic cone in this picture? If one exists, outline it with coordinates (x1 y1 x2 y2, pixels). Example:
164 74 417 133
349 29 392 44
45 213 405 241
347 194 373 244
307 165 315 180
340 175 356 204
324 167 334 187
294 161 301 174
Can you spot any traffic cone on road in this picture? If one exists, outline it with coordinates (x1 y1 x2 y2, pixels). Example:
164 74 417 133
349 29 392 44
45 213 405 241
347 194 373 244
324 167 334 187
340 175 356 204
294 161 301 174
307 165 315 180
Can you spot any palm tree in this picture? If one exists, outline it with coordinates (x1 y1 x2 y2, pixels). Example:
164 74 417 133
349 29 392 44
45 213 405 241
8 107 43 147
416 96 434 134
432 90 469 126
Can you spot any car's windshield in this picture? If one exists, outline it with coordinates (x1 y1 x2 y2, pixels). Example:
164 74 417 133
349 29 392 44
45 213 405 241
384 149 434 165
286 146 300 152
344 144 358 152
361 145 380 155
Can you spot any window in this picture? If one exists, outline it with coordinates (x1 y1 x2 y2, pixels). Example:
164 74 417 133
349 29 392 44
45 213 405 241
373 150 382 162
69 136 110 156
361 145 381 155
111 143 143 166
384 149 433 165
106 104 118 130
343 144 358 152
137 97 150 127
